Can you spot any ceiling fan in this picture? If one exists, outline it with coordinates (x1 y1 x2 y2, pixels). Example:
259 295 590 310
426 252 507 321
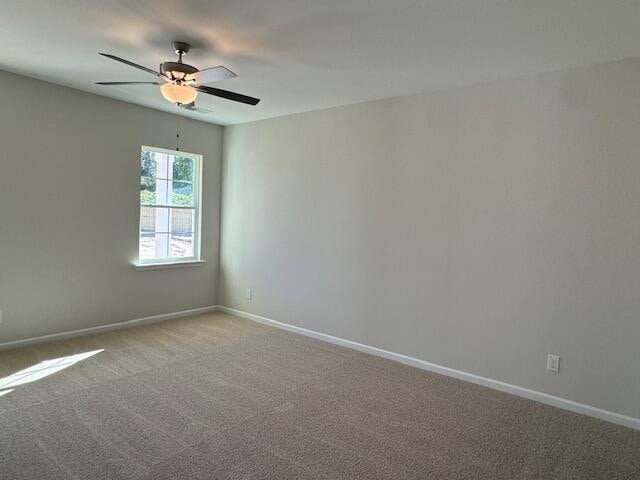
96 41 260 111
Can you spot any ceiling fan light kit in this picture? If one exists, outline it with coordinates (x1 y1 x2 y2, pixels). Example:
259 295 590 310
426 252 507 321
96 41 260 112
160 83 197 105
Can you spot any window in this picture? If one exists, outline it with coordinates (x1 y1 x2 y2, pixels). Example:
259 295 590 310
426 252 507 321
138 146 202 266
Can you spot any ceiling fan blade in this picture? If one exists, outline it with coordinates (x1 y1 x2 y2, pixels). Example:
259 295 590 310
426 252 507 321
191 66 236 85
195 85 260 105
99 53 167 79
96 81 161 85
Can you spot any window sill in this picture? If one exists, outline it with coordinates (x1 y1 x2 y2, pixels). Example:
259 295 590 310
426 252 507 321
134 260 206 271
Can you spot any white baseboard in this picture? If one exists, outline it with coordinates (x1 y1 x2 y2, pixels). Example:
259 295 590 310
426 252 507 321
217 305 640 431
3 304 638 431
0 306 218 351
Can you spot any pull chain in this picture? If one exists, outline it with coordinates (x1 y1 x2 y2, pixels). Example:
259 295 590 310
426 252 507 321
176 116 180 151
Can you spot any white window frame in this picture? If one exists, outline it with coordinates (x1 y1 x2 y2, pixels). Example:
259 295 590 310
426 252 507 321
136 145 204 269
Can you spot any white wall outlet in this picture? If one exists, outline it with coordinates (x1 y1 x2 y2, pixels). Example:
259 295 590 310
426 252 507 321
547 354 560 372
246 289 252 300
0 309 2 324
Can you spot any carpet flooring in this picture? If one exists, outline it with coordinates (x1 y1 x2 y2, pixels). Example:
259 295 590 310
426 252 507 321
1 311 638 479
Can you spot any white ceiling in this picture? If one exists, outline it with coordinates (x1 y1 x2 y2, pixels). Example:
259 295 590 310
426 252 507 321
2 0 640 125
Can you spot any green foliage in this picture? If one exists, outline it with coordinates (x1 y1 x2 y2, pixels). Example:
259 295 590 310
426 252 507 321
171 192 193 205
173 156 194 181
140 187 193 205
140 189 155 204
141 150 155 178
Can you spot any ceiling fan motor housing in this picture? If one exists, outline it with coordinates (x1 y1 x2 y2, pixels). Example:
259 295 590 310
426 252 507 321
161 61 198 81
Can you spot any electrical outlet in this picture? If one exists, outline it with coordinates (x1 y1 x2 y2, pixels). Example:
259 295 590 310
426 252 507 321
0 309 2 324
246 289 252 300
547 354 560 372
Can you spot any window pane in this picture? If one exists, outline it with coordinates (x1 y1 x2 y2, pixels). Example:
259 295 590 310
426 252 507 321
171 208 194 234
140 206 155 233
141 150 157 178
172 156 194 182
171 233 194 258
172 181 194 206
140 177 156 204
139 233 156 260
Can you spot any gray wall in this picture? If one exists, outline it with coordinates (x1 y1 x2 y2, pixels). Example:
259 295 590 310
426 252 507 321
220 58 640 419
0 70 222 342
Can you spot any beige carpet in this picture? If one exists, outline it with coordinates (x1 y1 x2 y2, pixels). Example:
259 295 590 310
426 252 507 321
1 312 638 479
